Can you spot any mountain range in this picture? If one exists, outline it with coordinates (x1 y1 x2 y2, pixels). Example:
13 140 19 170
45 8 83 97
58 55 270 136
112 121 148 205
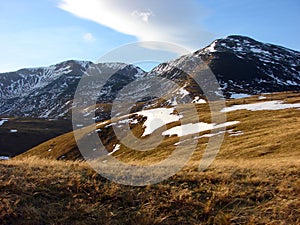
0 35 299 120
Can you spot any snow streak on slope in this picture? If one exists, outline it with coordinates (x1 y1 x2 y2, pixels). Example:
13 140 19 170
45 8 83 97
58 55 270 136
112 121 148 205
162 121 239 137
221 101 300 112
0 119 8 126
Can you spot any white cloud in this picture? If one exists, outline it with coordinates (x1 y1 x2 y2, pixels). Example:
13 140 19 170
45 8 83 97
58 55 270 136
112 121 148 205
131 10 153 23
83 32 96 42
58 0 215 51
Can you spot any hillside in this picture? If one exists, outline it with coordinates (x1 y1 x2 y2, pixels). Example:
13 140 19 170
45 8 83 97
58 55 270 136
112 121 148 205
17 92 300 162
2 91 300 224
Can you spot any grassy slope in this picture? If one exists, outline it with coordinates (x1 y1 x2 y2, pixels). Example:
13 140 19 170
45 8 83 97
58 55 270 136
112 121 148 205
1 91 300 224
16 92 300 162
1 157 299 224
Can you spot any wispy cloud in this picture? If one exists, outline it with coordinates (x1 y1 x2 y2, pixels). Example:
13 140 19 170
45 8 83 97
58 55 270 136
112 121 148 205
131 10 153 23
83 32 96 42
58 0 215 50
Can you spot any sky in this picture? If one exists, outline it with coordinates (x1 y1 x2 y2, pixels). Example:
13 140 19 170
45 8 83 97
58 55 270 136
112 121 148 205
0 0 299 72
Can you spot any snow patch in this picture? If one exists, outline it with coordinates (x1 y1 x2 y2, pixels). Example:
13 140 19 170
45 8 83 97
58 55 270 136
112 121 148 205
178 87 189 98
167 97 178 106
192 96 206 104
0 156 10 160
221 101 300 112
104 122 117 128
0 119 8 126
251 47 271 55
258 96 267 100
118 118 138 125
108 144 120 155
162 121 239 137
228 130 244 137
205 41 217 52
10 129 18 133
286 80 298 85
230 93 251 99
194 130 226 139
137 108 182 136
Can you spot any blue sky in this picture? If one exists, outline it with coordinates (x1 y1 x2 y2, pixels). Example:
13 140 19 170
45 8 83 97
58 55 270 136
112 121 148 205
1 0 299 72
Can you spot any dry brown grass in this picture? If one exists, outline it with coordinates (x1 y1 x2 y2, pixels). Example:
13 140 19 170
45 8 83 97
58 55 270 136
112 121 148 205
0 156 299 225
2 91 300 224
17 92 300 163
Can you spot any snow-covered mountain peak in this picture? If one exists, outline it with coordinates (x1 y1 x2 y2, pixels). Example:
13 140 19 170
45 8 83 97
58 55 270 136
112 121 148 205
200 35 300 59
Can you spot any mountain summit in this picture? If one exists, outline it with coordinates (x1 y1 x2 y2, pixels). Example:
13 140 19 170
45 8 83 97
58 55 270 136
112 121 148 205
0 35 299 119
200 35 300 97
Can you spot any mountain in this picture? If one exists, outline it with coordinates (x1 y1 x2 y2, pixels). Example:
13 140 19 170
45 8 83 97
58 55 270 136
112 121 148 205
201 35 300 97
0 60 90 118
153 35 300 99
0 60 145 119
0 35 299 120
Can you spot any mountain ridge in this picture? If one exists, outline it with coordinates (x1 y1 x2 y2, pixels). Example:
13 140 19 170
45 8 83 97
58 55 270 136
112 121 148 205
0 35 299 119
